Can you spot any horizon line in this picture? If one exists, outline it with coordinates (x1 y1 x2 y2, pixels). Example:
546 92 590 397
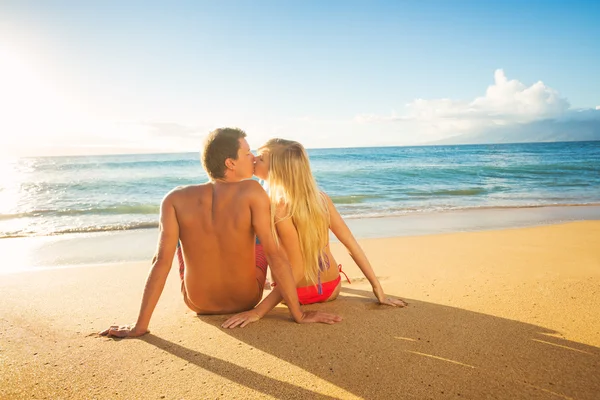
9 139 600 159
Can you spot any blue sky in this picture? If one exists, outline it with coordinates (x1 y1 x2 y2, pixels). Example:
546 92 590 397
1 0 599 155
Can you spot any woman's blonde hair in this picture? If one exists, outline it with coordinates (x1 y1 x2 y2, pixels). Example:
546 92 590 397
259 138 330 285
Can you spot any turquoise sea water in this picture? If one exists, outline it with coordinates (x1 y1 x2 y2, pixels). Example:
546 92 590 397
1 141 599 239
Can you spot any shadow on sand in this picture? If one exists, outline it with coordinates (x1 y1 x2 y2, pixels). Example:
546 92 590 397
144 286 600 399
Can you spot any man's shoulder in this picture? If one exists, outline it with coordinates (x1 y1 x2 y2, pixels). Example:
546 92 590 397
238 179 263 191
236 180 268 206
240 180 269 197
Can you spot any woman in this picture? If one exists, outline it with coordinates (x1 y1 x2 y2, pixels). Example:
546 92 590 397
222 139 406 328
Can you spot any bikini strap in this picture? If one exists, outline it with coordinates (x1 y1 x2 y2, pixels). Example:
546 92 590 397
317 270 323 295
317 252 331 295
338 264 351 284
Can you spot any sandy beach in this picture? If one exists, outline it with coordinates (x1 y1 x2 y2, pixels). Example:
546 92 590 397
1 221 599 399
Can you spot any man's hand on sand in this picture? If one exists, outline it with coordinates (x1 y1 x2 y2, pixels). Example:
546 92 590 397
99 324 148 338
373 287 408 307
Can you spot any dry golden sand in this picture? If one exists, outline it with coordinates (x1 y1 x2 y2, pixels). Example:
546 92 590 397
1 221 599 399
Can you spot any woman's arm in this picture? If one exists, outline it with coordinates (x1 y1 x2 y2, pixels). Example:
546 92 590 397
325 193 407 307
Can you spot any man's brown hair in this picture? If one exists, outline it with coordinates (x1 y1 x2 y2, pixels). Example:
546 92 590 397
201 127 247 180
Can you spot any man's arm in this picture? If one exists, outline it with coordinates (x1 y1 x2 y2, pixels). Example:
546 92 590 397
100 192 180 337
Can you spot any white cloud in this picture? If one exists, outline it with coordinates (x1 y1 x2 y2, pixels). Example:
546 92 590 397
469 69 569 119
354 69 574 141
596 106 600 110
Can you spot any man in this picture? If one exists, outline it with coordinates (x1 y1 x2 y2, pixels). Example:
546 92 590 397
101 128 341 338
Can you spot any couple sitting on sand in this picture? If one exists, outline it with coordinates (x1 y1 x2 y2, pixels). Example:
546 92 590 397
101 128 406 337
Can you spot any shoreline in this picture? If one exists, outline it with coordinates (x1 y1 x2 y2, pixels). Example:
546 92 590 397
2 201 600 240
1 204 599 274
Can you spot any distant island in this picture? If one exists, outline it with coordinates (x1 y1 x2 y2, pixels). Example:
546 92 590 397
430 109 600 145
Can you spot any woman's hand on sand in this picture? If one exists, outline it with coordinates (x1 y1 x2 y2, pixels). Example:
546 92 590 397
99 324 149 338
222 311 262 329
298 311 343 324
373 286 408 307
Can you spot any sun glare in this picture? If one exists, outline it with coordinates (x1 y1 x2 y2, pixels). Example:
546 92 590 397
0 157 22 215
0 44 87 156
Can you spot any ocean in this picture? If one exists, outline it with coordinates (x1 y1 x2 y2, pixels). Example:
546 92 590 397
1 141 599 239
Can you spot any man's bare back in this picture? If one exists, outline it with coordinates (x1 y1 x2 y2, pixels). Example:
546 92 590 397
175 181 267 314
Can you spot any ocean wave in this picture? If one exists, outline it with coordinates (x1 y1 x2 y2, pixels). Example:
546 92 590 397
318 163 600 181
329 194 383 204
0 204 160 221
18 177 198 193
405 188 488 197
52 222 159 235
0 221 159 239
33 157 200 172
476 164 600 177
340 202 600 219
0 233 30 239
